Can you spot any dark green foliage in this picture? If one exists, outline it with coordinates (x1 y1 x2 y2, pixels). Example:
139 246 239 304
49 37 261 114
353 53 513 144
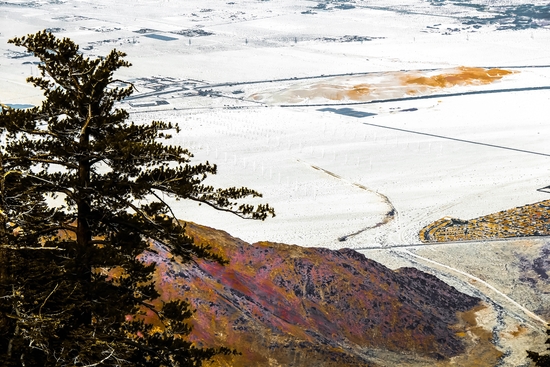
528 326 550 366
0 30 273 366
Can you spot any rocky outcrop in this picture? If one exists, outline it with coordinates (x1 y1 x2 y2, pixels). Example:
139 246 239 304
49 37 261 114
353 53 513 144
142 223 482 366
419 200 550 242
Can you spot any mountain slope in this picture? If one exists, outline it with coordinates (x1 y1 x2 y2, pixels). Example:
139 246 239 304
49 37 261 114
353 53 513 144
141 223 487 366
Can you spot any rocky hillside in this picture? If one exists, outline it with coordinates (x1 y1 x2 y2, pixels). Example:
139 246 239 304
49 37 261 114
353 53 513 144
141 223 486 366
419 200 550 242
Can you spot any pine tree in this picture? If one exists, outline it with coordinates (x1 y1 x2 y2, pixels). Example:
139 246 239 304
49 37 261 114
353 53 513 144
0 30 274 366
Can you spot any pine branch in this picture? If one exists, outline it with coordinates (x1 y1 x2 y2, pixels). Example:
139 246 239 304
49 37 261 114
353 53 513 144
34 224 77 236
80 347 116 367
0 245 65 250
7 156 78 170
149 189 184 229
38 283 58 320
186 196 252 220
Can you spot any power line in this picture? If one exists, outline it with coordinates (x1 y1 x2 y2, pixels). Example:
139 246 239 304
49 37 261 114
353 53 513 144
360 120 550 158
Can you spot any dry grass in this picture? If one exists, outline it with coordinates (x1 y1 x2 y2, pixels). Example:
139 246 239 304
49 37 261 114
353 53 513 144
420 200 550 243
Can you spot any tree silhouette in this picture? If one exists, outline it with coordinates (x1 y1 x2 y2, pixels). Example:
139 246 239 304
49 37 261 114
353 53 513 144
0 30 274 366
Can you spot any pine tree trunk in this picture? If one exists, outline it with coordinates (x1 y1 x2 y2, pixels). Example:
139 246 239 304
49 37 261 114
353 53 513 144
76 114 93 326
0 153 12 355
0 152 9 290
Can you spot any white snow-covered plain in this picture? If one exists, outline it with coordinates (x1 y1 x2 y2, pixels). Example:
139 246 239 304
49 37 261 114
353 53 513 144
4 0 548 249
3 0 550 363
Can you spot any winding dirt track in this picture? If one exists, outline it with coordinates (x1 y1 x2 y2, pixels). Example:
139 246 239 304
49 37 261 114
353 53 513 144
297 159 397 242
399 249 547 327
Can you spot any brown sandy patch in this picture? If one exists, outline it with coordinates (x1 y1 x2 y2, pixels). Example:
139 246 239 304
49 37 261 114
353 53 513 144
250 66 515 103
403 67 514 89
444 304 504 367
508 325 529 338
346 83 371 99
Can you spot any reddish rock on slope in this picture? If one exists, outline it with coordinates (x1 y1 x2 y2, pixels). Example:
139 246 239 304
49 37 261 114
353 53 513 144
141 223 482 366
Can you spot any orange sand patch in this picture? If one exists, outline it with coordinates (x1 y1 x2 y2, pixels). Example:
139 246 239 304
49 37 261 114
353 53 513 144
250 66 515 103
346 83 371 99
403 67 514 88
